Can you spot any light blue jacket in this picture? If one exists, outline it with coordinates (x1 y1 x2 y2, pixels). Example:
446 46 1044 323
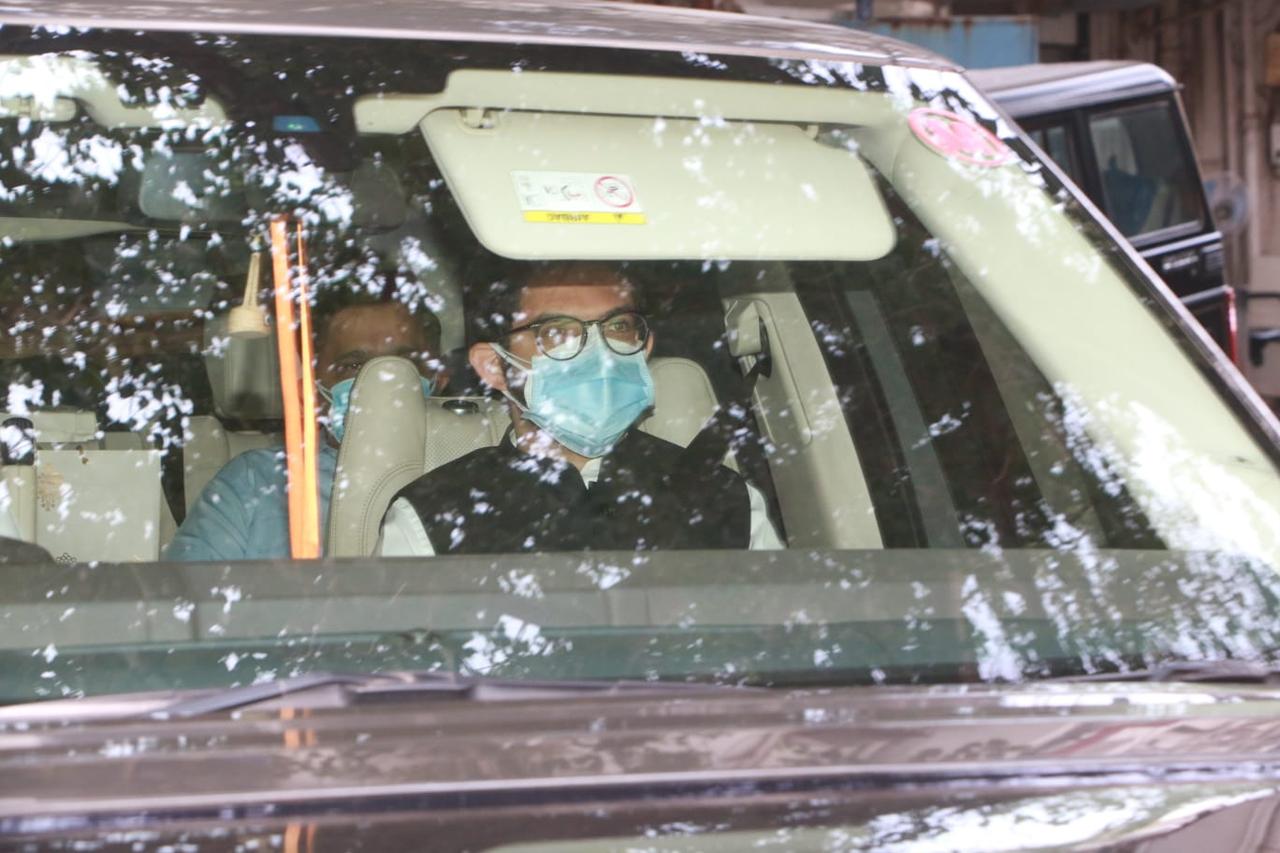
166 444 338 562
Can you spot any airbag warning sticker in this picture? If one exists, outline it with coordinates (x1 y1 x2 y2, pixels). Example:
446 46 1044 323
513 171 646 224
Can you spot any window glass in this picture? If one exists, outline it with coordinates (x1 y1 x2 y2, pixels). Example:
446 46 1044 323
1087 100 1204 238
794 185 1165 552
1028 123 1084 188
1 30 1279 702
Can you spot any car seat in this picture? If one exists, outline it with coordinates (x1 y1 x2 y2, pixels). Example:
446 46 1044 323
0 406 174 561
183 314 283 512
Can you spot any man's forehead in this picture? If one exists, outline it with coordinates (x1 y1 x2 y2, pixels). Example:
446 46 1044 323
331 302 405 321
516 277 636 320
324 303 428 346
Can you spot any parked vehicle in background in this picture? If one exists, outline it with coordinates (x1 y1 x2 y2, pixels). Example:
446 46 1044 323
4 1 1280 849
970 61 1237 362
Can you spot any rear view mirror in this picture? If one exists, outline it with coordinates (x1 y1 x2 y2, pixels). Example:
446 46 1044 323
137 149 247 224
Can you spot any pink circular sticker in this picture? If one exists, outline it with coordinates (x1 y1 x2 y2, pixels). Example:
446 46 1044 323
908 108 1014 168
594 175 635 209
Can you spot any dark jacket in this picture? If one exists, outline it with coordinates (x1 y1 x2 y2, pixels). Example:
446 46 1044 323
393 430 750 553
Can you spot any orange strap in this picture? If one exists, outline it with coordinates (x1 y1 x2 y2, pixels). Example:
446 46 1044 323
293 222 321 557
269 217 321 559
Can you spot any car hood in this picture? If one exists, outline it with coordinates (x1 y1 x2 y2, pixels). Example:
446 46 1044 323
5 681 1280 849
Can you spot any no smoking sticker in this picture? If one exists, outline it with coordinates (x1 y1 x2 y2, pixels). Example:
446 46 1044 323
513 171 646 224
593 175 634 208
908 108 1014 168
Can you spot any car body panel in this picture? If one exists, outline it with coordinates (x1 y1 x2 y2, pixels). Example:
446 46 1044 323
5 683 1280 847
0 0 953 68
969 60 1177 119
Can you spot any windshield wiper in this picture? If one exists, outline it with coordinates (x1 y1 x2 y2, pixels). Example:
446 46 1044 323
1057 659 1280 685
148 671 753 719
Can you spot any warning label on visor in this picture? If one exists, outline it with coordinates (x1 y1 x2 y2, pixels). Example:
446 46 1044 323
513 171 646 224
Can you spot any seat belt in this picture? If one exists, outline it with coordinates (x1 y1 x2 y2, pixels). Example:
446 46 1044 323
269 217 321 559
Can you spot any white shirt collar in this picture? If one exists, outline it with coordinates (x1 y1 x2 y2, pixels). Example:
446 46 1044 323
506 429 604 487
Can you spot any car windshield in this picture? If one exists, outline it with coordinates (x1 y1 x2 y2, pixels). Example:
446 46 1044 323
2 26 1280 705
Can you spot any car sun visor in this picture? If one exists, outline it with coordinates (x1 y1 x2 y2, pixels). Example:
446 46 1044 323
0 54 225 129
419 109 895 261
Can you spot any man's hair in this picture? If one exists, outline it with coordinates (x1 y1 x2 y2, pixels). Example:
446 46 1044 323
310 270 442 351
467 259 639 344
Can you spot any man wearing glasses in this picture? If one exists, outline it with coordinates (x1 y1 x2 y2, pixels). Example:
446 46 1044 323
378 262 782 555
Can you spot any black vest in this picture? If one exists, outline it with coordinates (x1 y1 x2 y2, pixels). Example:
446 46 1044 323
393 430 750 554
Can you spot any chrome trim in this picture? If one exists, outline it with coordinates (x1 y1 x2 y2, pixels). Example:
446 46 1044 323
1137 231 1224 258
974 62 1177 118
1129 222 1213 253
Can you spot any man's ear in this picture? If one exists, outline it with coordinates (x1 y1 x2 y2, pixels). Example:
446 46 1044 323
644 330 656 359
431 365 453 395
469 343 507 392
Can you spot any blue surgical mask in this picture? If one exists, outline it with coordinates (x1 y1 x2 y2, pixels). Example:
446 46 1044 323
317 375 436 443
494 328 655 458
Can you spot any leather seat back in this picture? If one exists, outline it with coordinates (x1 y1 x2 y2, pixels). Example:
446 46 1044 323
420 396 508 474
327 356 432 557
1 408 179 555
182 416 277 512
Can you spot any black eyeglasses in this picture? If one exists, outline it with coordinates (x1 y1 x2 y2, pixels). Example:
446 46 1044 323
506 310 650 361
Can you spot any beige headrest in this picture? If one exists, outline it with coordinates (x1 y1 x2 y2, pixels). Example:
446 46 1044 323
0 408 98 446
639 357 719 448
327 356 430 557
421 396 508 475
203 314 283 421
